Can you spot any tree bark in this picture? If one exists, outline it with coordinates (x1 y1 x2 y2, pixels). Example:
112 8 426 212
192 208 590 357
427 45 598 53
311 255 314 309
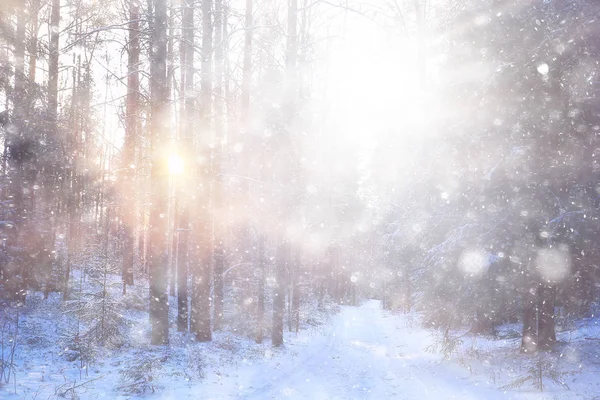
271 0 297 347
190 0 213 342
122 0 140 292
272 241 288 346
11 0 26 225
291 250 300 333
176 0 195 333
538 284 557 351
28 0 40 85
521 286 538 354
256 233 265 343
149 0 169 346
212 0 225 332
241 0 252 121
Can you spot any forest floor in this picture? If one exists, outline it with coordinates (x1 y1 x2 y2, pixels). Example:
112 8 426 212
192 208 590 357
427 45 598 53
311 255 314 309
3 294 600 399
197 300 600 400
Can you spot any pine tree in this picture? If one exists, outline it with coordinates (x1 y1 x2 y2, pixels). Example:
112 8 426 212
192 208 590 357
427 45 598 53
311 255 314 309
149 0 170 346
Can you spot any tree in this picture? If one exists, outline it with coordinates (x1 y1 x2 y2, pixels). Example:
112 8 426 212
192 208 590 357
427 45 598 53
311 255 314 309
272 241 287 346
149 0 170 346
272 0 298 347
190 0 213 342
176 0 194 333
122 0 141 294
212 0 226 332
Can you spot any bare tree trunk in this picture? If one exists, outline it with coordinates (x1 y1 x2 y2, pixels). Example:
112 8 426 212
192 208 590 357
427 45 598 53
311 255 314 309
288 260 293 332
272 0 298 349
291 250 300 333
241 0 252 121
521 285 538 354
176 202 189 331
166 0 177 298
256 233 265 343
11 0 26 224
190 0 213 342
403 270 412 313
255 125 266 343
122 0 140 294
287 250 299 332
272 241 287 346
176 0 195 333
538 284 556 351
63 42 80 301
213 242 224 330
28 0 40 85
211 0 226 332
233 0 253 318
412 0 426 88
149 0 169 346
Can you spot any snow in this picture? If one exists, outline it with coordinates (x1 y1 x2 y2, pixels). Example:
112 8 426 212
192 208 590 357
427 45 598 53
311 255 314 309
161 300 600 399
535 247 571 283
537 63 550 75
4 297 600 399
458 249 490 277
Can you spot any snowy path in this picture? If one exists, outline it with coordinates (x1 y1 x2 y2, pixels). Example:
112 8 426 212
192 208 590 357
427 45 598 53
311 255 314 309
205 300 518 400
9 297 587 399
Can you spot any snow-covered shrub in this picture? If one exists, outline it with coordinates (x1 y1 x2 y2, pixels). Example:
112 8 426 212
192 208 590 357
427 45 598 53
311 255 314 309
500 353 580 392
425 328 463 360
302 293 339 328
61 230 128 366
185 345 207 380
63 285 127 348
118 351 166 394
122 289 147 312
0 307 18 385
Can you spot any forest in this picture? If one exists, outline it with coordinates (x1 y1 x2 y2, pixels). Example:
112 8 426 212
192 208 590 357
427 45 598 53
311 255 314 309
1 0 600 398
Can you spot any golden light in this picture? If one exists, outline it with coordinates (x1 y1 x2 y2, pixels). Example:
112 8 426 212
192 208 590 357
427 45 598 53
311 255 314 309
323 28 426 157
168 154 184 175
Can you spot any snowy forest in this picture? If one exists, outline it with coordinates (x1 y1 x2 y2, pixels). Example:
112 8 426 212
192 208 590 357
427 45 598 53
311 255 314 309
0 0 600 398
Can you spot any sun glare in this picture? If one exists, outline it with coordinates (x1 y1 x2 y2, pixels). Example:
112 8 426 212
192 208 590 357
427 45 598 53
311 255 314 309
168 154 184 175
324 29 425 157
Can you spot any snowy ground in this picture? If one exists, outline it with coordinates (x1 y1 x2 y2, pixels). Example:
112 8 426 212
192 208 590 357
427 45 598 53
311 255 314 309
196 300 600 400
4 297 600 399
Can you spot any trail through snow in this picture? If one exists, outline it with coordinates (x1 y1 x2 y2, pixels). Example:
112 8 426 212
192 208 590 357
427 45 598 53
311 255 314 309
9 297 590 399
194 300 533 400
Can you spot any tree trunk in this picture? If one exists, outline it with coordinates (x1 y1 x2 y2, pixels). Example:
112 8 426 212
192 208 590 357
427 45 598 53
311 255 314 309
271 0 297 347
233 0 252 312
256 233 265 343
190 0 213 342
176 203 188 332
403 269 412 313
11 0 26 228
538 284 557 351
241 0 252 121
149 0 169 346
292 250 300 333
166 0 177 298
212 0 225 332
176 199 189 332
212 242 224 330
412 0 426 88
175 0 194 332
521 286 538 354
122 0 140 292
28 0 40 85
272 241 288 347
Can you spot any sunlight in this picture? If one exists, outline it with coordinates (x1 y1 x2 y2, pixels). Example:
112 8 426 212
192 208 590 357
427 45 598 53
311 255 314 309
324 31 425 155
168 154 184 175
6 0 600 396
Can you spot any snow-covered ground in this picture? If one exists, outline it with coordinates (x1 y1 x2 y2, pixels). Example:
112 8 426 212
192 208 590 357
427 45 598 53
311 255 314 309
4 297 600 399
196 300 600 400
